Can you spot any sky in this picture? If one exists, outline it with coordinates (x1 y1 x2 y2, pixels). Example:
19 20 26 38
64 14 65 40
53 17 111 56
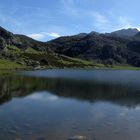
0 0 140 41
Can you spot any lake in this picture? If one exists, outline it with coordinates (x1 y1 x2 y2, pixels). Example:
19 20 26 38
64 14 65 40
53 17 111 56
0 69 140 140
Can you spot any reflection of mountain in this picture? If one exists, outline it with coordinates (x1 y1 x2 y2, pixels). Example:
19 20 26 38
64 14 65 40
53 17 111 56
0 75 140 107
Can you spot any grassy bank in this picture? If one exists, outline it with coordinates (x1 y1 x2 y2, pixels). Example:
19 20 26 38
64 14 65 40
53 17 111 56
0 59 25 69
0 59 139 71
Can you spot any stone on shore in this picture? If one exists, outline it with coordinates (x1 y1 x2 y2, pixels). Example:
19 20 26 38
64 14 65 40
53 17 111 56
68 135 88 140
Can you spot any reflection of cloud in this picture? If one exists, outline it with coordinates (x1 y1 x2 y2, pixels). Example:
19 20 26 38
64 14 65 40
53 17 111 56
48 95 58 101
27 92 59 102
119 108 129 117
28 94 43 100
135 106 140 110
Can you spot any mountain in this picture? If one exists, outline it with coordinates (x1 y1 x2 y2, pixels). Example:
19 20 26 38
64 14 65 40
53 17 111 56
0 26 97 69
1 26 140 69
0 26 47 51
46 28 140 67
109 28 139 38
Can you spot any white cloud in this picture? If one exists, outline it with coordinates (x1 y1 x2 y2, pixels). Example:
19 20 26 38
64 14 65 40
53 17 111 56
118 16 131 28
93 12 109 25
60 0 80 16
47 32 60 38
28 33 46 40
28 32 61 40
60 0 111 32
87 12 110 32
112 16 140 31
90 12 110 31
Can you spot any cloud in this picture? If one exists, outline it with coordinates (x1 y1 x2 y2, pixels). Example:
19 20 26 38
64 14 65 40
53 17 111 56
112 16 140 31
0 13 22 27
91 11 140 32
93 12 109 25
118 16 131 28
47 32 60 38
90 12 109 30
60 0 110 31
60 0 78 16
28 32 61 40
28 33 46 40
60 0 136 32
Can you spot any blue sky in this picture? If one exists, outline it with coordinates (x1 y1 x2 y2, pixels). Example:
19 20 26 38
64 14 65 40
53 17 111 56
0 0 140 41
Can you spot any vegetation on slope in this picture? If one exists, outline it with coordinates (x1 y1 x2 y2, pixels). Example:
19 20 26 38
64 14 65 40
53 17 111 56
0 45 100 69
1 26 140 69
0 44 139 70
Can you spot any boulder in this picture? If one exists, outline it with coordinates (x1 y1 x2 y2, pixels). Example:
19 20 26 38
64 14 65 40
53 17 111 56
68 135 88 140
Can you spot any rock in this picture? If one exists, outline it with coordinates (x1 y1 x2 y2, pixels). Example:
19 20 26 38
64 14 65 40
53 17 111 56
17 60 26 65
35 61 40 65
36 137 46 140
34 66 42 70
68 135 88 140
15 138 22 140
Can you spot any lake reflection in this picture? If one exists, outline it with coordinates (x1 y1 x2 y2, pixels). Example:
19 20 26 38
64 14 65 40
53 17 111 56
0 70 140 140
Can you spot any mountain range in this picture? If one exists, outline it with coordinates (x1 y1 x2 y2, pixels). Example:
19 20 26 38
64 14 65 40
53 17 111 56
47 28 140 67
0 26 140 69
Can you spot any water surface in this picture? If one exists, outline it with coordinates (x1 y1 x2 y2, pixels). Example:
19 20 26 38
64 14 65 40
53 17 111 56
0 69 140 140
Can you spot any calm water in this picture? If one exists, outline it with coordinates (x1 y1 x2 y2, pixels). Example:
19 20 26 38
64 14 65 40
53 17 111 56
1 70 140 140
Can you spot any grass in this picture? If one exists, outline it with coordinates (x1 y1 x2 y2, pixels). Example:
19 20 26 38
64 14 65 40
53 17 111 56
0 59 26 69
25 47 39 53
24 52 98 68
60 55 95 65
7 45 21 52
111 65 140 70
